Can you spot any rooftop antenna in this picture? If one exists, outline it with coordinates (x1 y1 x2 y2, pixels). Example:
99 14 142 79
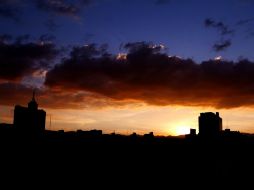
47 114 52 130
50 114 52 129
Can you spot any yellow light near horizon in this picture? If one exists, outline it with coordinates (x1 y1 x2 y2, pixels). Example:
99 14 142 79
174 126 190 136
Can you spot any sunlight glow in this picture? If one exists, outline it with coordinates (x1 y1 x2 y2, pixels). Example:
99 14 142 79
116 53 127 60
174 125 190 136
168 55 182 59
214 56 222 61
150 44 165 50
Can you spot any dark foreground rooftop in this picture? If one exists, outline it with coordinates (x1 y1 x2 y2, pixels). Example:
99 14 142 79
0 126 254 188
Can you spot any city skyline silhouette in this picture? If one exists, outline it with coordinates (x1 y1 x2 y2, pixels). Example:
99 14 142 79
0 92 246 139
1 1 254 186
0 91 251 137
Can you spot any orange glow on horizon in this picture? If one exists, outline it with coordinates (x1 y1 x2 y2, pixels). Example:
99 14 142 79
1 104 254 136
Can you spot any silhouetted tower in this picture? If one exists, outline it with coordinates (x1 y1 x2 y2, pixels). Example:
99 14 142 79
28 90 38 110
199 112 222 137
13 90 46 133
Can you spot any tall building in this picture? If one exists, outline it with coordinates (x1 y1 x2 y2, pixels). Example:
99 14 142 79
13 91 46 133
199 112 222 136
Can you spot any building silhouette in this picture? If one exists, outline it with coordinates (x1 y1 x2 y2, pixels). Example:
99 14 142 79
13 91 46 133
190 128 196 136
199 112 222 136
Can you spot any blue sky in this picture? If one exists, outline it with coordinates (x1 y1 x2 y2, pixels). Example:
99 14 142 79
1 0 254 62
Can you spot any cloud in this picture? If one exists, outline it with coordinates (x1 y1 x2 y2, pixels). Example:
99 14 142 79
0 0 93 29
35 0 92 18
236 17 254 37
204 18 234 36
0 34 12 42
2 41 254 110
213 39 231 52
43 42 254 109
0 34 59 81
236 17 254 25
0 82 138 109
0 82 33 106
36 0 79 17
39 34 56 42
15 34 30 43
0 0 21 21
204 18 234 51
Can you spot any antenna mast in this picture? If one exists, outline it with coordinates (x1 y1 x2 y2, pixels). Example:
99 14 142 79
50 114 52 129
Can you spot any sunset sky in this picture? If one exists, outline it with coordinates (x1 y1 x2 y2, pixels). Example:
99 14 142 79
1 0 254 135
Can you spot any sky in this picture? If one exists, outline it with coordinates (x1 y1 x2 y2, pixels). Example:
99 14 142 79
1 0 254 136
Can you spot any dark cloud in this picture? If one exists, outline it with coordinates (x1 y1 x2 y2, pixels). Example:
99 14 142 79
0 82 132 109
0 34 12 43
236 17 254 25
0 34 59 81
204 18 234 36
236 18 254 38
39 34 56 42
204 18 234 51
0 82 33 106
36 0 79 17
0 0 93 29
0 0 21 21
124 42 163 54
2 41 254 109
15 34 30 44
213 39 231 52
44 42 254 109
35 0 92 18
